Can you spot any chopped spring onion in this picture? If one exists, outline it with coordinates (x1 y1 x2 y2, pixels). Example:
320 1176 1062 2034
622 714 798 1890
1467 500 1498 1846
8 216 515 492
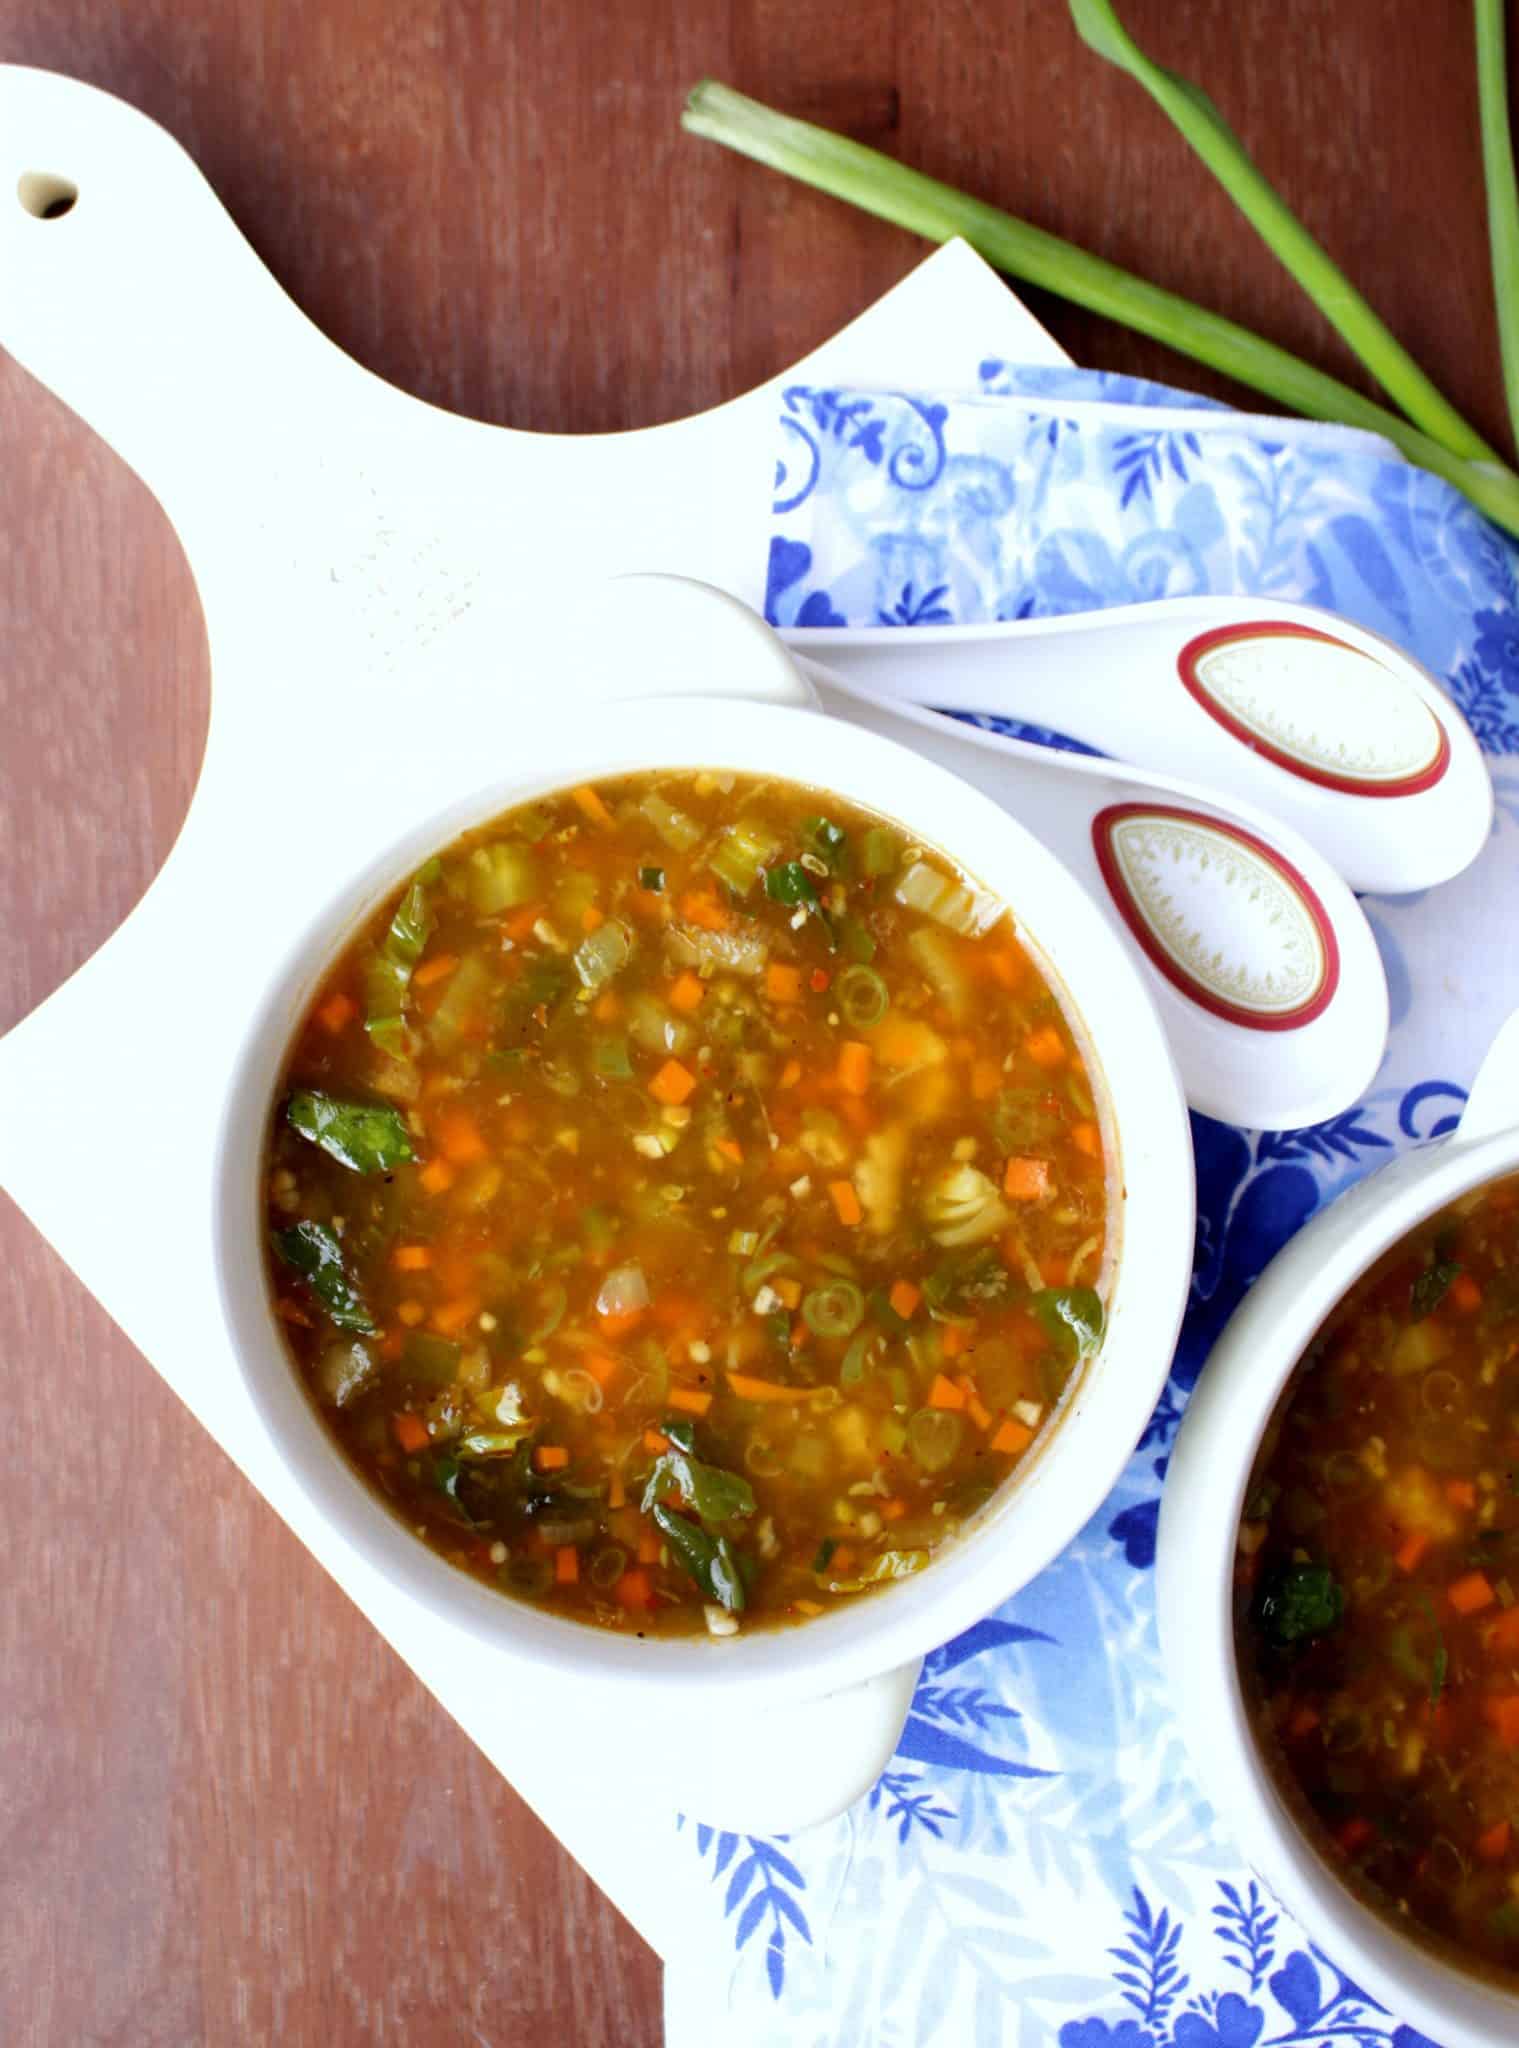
837 963 890 1028
896 861 1000 938
639 791 703 852
597 1261 651 1318
468 842 539 913
710 818 783 894
802 1278 867 1338
574 917 634 990
802 816 849 871
589 1544 628 1589
908 1407 965 1473
639 865 666 892
764 861 818 907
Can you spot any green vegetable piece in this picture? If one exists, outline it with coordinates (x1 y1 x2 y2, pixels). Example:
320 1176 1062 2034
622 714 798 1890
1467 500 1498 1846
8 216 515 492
457 1427 535 1459
679 83 1519 542
837 963 889 1027
432 1454 474 1524
836 914 877 965
642 1430 757 1527
639 791 702 853
1032 1286 1106 1361
653 1504 746 1611
272 1221 376 1334
639 865 666 893
820 1548 930 1594
801 816 849 872
425 951 493 1055
868 1286 910 1337
364 875 432 1056
499 953 572 1043
802 1278 866 1338
592 1035 634 1081
1256 1562 1345 1648
907 1407 964 1473
859 826 899 878
1411 1260 1461 1321
811 1537 837 1574
467 841 539 913
764 861 818 907
402 1332 461 1384
286 1090 414 1174
574 918 633 991
710 819 783 895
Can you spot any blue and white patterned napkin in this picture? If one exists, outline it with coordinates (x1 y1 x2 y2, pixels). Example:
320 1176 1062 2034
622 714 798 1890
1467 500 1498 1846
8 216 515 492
668 367 1519 2047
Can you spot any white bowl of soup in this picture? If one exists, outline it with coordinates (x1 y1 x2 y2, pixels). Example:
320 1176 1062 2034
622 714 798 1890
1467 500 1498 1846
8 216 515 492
217 586 1195 1832
1160 1009 1519 2046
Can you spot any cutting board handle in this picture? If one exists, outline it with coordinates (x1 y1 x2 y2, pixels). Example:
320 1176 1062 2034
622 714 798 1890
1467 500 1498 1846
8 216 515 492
0 65 404 550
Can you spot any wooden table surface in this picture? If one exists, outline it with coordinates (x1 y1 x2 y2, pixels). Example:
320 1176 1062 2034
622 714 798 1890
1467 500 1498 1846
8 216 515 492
2 4 1513 2042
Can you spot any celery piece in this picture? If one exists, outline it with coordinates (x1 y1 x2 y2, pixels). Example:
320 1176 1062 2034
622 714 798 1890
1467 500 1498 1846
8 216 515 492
710 818 783 895
364 874 432 1056
468 842 538 914
639 790 702 852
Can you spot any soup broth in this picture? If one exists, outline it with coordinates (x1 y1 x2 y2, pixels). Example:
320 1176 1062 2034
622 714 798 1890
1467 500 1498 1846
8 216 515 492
1238 1173 1519 1980
263 770 1111 1637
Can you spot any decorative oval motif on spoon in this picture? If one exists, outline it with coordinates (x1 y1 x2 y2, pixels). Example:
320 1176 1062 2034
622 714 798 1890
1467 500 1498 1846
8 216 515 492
1178 622 1449 796
1092 803 1339 1031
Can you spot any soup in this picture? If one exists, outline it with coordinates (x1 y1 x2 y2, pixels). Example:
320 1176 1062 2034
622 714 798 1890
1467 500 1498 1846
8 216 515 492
263 770 1110 1637
1237 1174 1519 1979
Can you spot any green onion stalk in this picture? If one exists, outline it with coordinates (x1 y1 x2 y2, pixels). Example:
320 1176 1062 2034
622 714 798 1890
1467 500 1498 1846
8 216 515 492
681 79 1519 542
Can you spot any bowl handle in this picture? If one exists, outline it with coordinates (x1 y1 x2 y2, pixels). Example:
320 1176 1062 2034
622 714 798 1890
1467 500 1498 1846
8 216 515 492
1456 1007 1519 1144
645 1655 923 1836
573 575 820 710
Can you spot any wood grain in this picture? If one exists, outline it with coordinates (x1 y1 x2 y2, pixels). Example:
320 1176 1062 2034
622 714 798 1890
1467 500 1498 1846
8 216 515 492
0 3 1513 2041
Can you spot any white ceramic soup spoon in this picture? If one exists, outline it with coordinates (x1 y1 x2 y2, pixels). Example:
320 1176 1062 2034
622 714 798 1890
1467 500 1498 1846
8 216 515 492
786 595 1494 896
586 577 1391 1134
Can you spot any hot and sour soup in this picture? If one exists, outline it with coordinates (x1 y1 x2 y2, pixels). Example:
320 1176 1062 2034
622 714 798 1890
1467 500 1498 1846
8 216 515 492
264 769 1111 1637
1238 1173 1519 1981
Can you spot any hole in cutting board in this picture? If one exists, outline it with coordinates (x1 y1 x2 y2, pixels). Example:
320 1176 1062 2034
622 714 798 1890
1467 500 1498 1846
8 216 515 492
17 172 78 219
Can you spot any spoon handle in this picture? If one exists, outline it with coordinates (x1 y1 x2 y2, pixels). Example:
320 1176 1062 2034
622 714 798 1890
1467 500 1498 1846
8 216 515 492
797 655 1389 1133
785 595 1492 895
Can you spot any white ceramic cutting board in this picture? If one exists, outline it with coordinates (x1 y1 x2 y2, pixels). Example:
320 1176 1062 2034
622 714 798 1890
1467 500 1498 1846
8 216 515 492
0 63 1072 1964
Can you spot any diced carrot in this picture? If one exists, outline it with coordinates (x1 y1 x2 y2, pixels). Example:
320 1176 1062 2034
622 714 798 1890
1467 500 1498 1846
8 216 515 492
765 963 802 1004
889 1279 921 1321
316 991 356 1034
1335 1817 1374 1857
966 1392 993 1432
1490 1606 1519 1655
1486 1694 1519 1748
990 1418 1035 1456
580 904 605 934
940 1324 969 1360
413 952 458 989
725 1373 811 1404
607 1473 627 1511
585 1353 623 1388
1004 1155 1052 1202
810 968 831 993
1071 1121 1102 1159
396 1300 425 1328
650 1058 697 1106
432 1295 481 1336
1394 1530 1429 1575
392 1413 429 1454
714 1137 745 1166
1445 1479 1478 1511
1041 1256 1070 1289
828 1180 863 1227
435 1112 488 1165
505 904 542 942
643 1429 672 1453
571 782 613 827
418 1158 454 1196
927 1373 966 1411
1451 1570 1497 1617
614 1569 653 1610
680 891 731 931
827 1546 857 1579
637 1522 662 1565
668 1386 713 1417
534 1445 571 1473
1025 1026 1066 1070
555 1545 580 1585
1477 1819 1512 1861
274 1297 314 1327
773 1275 802 1310
596 1307 645 1338
1449 1270 1483 1313
593 990 621 1021
779 1058 802 1089
985 948 1027 990
971 1058 1002 1100
392 1244 432 1273
837 1041 874 1096
668 970 706 1014
881 1499 908 1522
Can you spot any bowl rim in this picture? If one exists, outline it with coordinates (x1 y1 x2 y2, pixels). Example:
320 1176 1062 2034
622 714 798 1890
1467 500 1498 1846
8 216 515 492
217 691 1196 1706
1159 1110 1519 2046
